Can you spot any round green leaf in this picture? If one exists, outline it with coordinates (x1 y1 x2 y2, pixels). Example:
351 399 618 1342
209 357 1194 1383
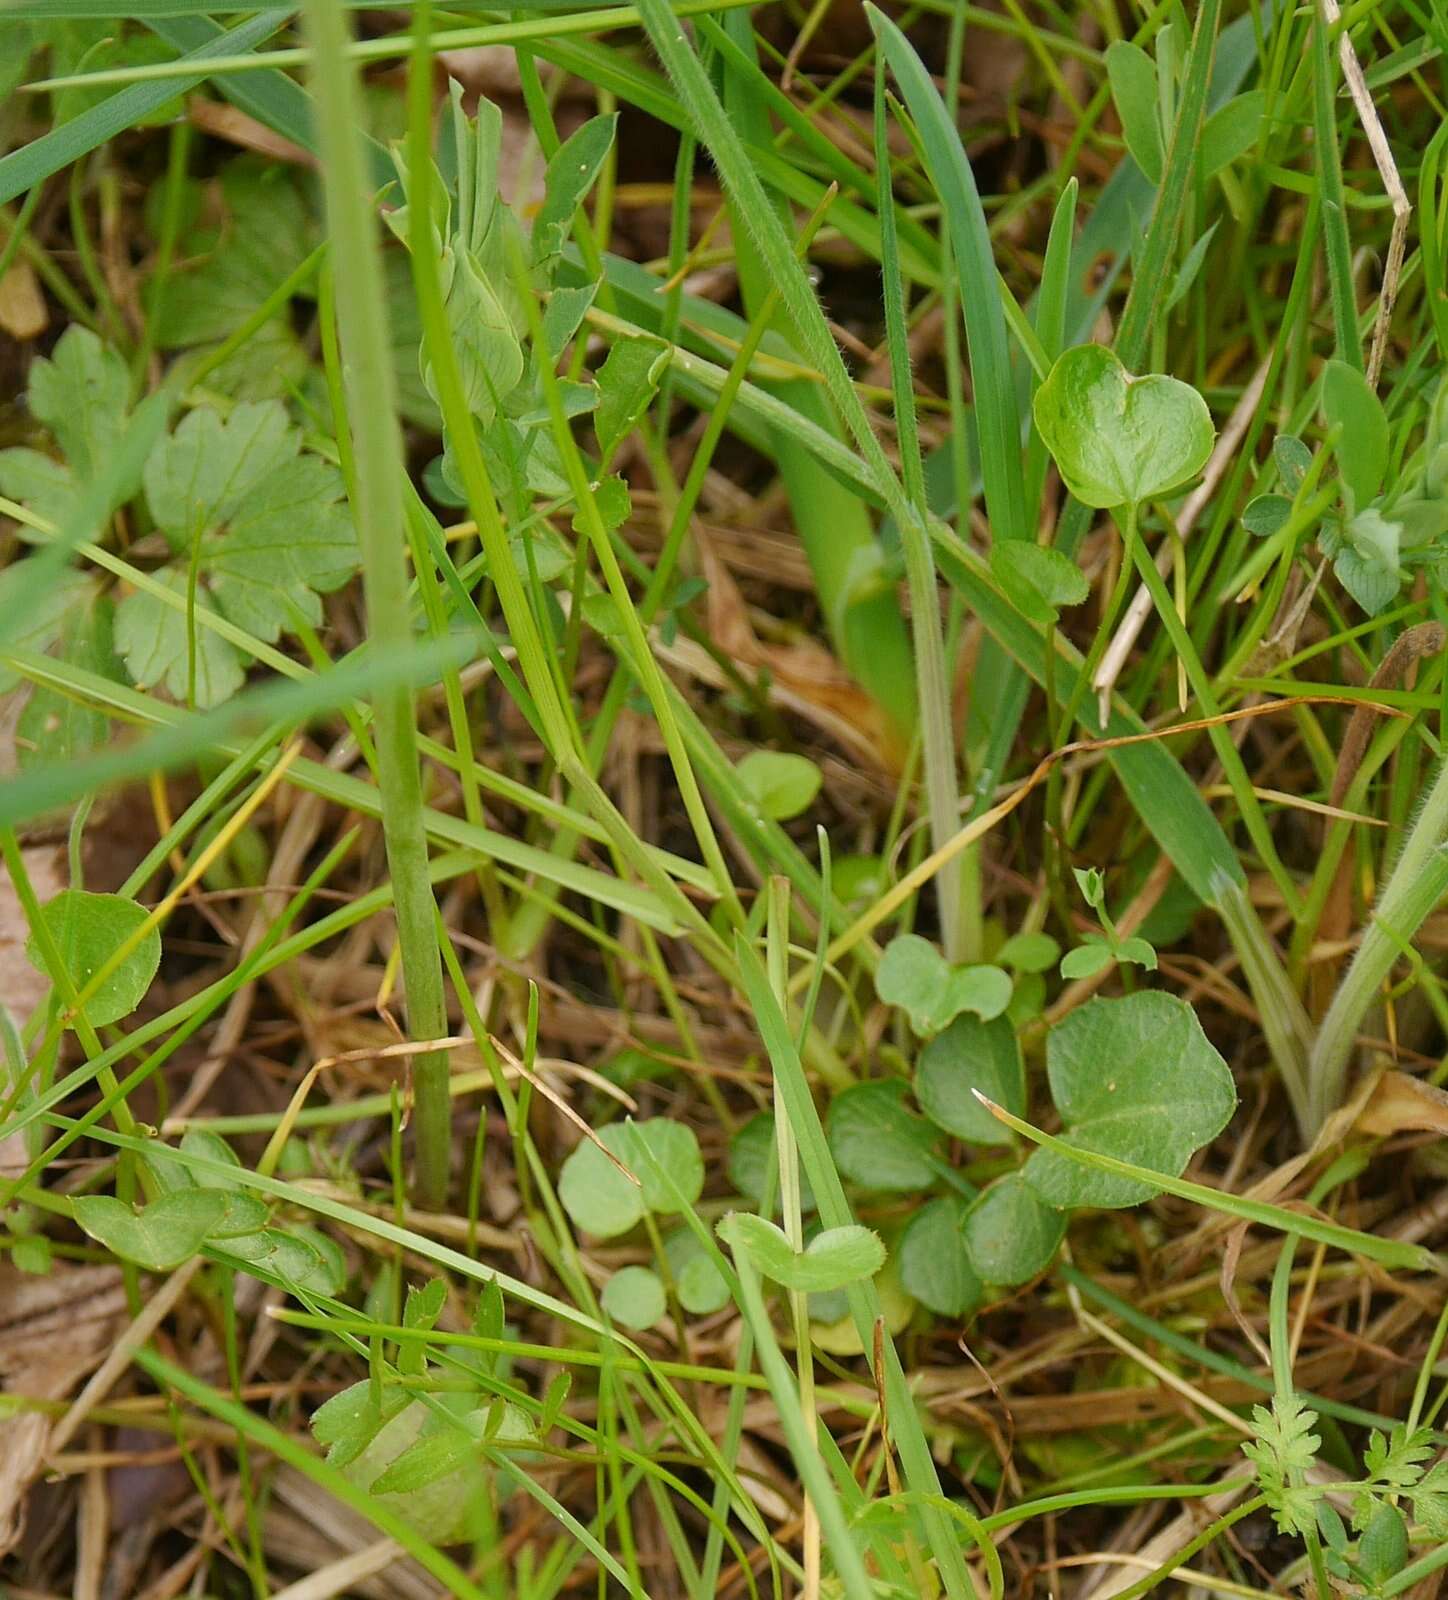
915 1014 1024 1146
664 1229 731 1315
558 1128 644 1238
826 1080 937 1192
962 1174 1065 1286
73 1189 228 1271
735 750 823 821
557 1119 702 1238
898 1197 983 1318
996 931 1060 974
26 889 161 1027
602 1266 667 1330
1032 345 1215 509
728 1112 816 1213
1023 991 1237 1210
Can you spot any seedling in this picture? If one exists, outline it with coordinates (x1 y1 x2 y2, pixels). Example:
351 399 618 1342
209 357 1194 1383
1059 866 1159 980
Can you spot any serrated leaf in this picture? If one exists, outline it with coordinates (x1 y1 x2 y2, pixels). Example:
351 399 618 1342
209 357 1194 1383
0 561 95 693
735 749 822 821
915 1014 1023 1146
720 1213 885 1293
27 326 133 489
114 570 245 708
144 402 293 548
311 1380 407 1469
73 1189 228 1271
898 1196 982 1318
0 446 83 531
876 933 1013 1035
1023 991 1236 1209
827 1079 937 1192
1033 345 1215 509
962 1173 1065 1285
602 1265 666 1329
26 888 160 1027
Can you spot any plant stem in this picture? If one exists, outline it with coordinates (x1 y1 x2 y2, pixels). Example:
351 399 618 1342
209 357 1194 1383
301 0 451 1209
1307 755 1448 1135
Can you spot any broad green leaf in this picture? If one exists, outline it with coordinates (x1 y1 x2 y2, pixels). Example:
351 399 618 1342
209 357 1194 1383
876 934 1012 1035
143 402 293 545
1243 494 1292 537
0 563 97 694
247 1224 346 1296
1321 358 1388 509
207 1193 270 1238
1275 435 1313 490
436 248 525 422
1106 41 1163 184
72 1189 228 1270
1024 991 1237 1209
532 113 617 270
340 1397 492 1542
1321 508 1402 614
601 1265 666 1329
1059 940 1116 980
593 334 668 462
0 447 84 532
311 1380 407 1470
728 1112 816 1212
557 1119 703 1237
826 1079 937 1192
719 1213 885 1293
914 1014 1024 1146
1356 1503 1409 1585
1032 345 1215 509
990 541 1090 624
114 571 245 708
26 327 132 488
962 1174 1065 1285
151 156 313 348
1198 89 1264 176
26 889 160 1026
16 590 116 767
898 1196 982 1318
735 749 823 821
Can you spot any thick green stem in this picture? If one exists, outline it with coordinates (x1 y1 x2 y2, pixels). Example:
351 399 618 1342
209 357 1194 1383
1307 756 1448 1136
302 0 451 1208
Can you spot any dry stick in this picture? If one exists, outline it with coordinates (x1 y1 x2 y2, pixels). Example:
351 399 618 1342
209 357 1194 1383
1093 358 1270 713
1319 0 1411 387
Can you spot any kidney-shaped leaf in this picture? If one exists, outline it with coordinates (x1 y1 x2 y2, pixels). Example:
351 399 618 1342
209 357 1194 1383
877 934 1012 1036
1024 991 1237 1210
898 1195 982 1318
962 1173 1066 1286
1032 345 1215 509
720 1213 885 1294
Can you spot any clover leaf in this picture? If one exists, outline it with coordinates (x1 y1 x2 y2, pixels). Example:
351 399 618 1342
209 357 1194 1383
876 933 1012 1036
1032 345 1214 509
719 1213 885 1294
72 1190 229 1271
114 401 358 706
1023 991 1236 1209
602 1265 667 1329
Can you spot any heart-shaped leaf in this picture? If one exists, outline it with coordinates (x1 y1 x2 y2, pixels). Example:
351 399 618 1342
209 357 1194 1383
557 1119 703 1238
1032 345 1215 509
26 890 161 1028
876 934 1012 1036
73 1189 228 1271
720 1213 885 1294
1023 991 1237 1209
915 1015 1024 1146
735 749 823 821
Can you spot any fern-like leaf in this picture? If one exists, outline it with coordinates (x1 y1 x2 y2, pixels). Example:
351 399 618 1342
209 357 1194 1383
1242 1394 1323 1536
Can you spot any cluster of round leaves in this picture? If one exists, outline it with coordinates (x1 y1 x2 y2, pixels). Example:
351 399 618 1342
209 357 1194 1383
827 982 1236 1319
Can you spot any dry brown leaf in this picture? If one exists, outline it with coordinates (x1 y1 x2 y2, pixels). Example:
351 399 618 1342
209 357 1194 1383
1355 1068 1448 1138
0 1264 127 1556
698 537 905 771
0 262 47 341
